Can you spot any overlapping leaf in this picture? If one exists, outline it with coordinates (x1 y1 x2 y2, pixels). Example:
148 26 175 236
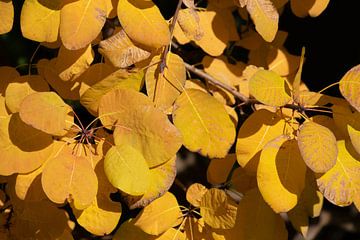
177 9 203 41
186 183 208 208
173 89 235 158
297 121 337 173
291 0 330 18
207 154 236 185
339 64 360 112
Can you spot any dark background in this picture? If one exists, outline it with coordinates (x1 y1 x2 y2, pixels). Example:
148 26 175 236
1 0 360 239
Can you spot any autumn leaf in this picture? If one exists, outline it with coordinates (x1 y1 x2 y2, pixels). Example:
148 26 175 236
0 0 14 34
339 64 360 112
186 183 208 207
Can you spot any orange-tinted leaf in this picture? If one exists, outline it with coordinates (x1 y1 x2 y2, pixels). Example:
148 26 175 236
186 183 208 208
0 66 19 96
231 166 257 194
207 154 236 185
291 0 330 17
0 0 14 34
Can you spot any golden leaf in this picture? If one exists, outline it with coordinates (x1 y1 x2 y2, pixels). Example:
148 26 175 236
258 135 306 213
317 140 360 211
145 53 186 111
291 0 330 18
207 154 236 185
339 64 360 112
249 69 291 106
133 192 183 235
99 28 151 68
297 121 338 173
186 183 208 207
20 0 60 42
177 9 203 41
236 109 285 174
246 0 279 42
60 0 107 50
173 89 236 158
117 0 170 50
200 188 237 229
267 47 301 77
0 114 53 176
0 0 14 34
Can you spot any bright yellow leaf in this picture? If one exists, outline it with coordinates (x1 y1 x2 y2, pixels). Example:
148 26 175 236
249 69 291 106
123 156 177 209
200 188 237 229
173 22 191 45
55 44 94 81
297 121 338 173
20 0 60 42
0 0 14 34
258 135 306 213
60 0 106 50
267 47 300 77
145 53 186 112
117 0 170 50
317 140 360 211
186 183 208 207
195 11 229 56
177 9 203 41
246 0 279 42
133 192 183 235
339 64 360 112
236 109 286 174
0 114 53 176
99 28 151 68
41 145 98 209
207 154 236 185
173 89 236 158
5 75 49 113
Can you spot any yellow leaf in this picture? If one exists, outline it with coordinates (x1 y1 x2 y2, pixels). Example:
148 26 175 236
267 47 301 77
339 64 360 112
99 28 151 68
297 121 338 173
0 96 9 118
293 47 305 102
55 44 94 81
133 192 183 235
5 75 49 113
225 105 238 128
207 154 236 185
290 0 330 18
195 11 229 56
173 22 191 45
249 69 291 106
208 6 240 41
105 0 118 18
246 0 279 42
173 89 236 158
258 135 307 213
236 109 285 174
114 219 153 239
0 66 19 96
124 156 177 209
232 188 288 240
0 0 14 34
186 183 208 207
317 140 360 211
312 115 345 140
177 9 203 41
60 0 106 50
41 145 98 209
20 0 60 42
231 166 257 194
200 188 237 229
104 145 150 196
19 92 73 136
145 53 186 111
0 114 53 176
183 217 213 240
117 0 170 50
348 123 360 155
81 70 143 116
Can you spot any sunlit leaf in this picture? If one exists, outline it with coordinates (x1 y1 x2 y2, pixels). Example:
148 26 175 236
173 21 191 45
291 0 330 18
117 0 170 49
0 114 53 176
200 188 237 229
173 89 235 158
19 92 73 136
100 89 182 168
60 0 107 50
267 47 300 77
207 154 236 185
186 183 208 208
124 156 177 209
0 0 14 34
145 53 186 111
99 28 151 68
55 44 94 81
41 145 98 209
195 11 229 56
339 64 360 112
246 0 279 42
133 192 183 235
249 69 291 106
232 188 288 240
5 75 49 113
297 121 337 173
236 109 285 174
20 0 60 42
258 135 306 213
177 9 203 41
348 123 360 155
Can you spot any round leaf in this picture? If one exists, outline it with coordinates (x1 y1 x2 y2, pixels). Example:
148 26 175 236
186 183 208 208
339 64 360 112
